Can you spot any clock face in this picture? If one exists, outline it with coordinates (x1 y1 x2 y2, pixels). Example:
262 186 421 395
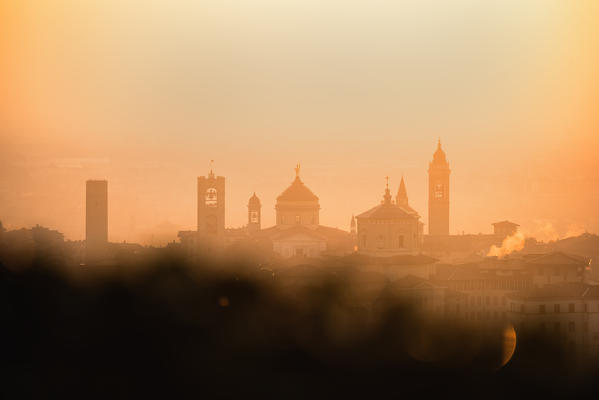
434 183 444 199
205 188 217 207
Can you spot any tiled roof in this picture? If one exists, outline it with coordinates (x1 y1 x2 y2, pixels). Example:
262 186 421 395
492 220 519 227
524 251 590 265
507 282 599 300
356 204 418 220
276 177 319 202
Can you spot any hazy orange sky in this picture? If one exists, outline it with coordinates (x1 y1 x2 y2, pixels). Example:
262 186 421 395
1 1 598 244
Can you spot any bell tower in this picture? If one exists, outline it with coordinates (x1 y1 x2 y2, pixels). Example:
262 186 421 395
197 162 225 237
428 139 450 236
247 192 261 234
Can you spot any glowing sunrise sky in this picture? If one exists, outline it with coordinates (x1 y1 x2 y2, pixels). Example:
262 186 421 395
1 0 598 244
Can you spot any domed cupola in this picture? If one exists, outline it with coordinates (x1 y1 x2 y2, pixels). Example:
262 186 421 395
275 164 320 228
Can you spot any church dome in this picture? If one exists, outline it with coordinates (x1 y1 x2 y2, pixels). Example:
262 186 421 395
277 177 319 202
276 165 319 203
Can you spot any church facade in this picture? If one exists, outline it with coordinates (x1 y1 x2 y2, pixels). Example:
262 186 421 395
356 177 424 256
254 165 354 258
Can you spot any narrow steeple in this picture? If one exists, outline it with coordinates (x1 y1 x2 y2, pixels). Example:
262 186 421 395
350 215 356 234
396 176 408 206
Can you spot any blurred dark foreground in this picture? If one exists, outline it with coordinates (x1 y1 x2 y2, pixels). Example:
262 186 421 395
2 253 599 399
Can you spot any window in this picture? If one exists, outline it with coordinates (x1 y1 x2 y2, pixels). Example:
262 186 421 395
398 235 404 248
520 304 525 313
361 235 367 248
568 322 575 333
554 322 560 332
568 303 575 313
553 267 560 276
554 304 560 313
539 305 546 314
205 188 218 207
250 210 259 223
295 215 300 224
584 303 588 312
434 183 444 199
376 235 385 249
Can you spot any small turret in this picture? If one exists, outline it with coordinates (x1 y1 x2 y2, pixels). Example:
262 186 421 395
247 192 261 234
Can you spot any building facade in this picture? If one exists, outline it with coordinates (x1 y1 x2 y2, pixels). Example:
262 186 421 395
356 177 423 256
508 283 599 357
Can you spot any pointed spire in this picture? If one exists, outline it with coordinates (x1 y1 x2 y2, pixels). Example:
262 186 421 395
432 138 448 165
397 176 408 206
208 159 215 178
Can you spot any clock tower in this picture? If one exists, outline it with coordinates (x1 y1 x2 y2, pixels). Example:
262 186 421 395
428 139 450 236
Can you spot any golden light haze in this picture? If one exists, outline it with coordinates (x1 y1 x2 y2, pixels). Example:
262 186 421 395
1 1 598 244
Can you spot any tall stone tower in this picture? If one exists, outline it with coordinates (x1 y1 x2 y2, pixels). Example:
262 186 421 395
428 139 450 235
86 180 108 256
197 167 225 237
247 192 261 234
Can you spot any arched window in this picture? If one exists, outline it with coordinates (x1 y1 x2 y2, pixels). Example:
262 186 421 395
434 183 444 199
205 188 217 207
250 211 259 223
377 235 385 249
398 235 404 248
295 215 300 224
